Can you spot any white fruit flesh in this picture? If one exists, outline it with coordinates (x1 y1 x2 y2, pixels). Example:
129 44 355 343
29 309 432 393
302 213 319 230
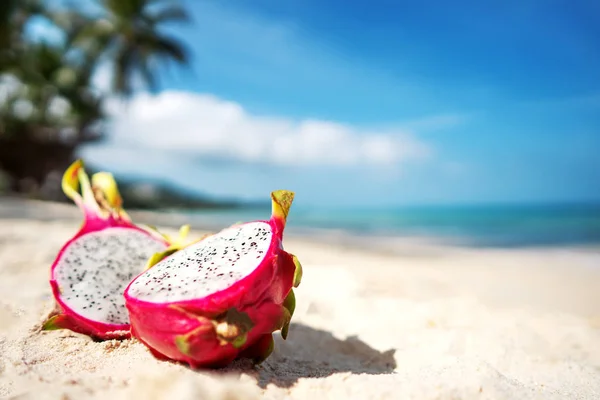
54 227 166 324
128 222 272 303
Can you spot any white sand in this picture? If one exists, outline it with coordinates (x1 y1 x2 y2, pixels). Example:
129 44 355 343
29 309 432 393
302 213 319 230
1 209 600 399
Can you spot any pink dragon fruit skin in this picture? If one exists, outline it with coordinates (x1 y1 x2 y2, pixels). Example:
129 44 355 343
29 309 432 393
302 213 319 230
42 160 188 341
124 190 302 368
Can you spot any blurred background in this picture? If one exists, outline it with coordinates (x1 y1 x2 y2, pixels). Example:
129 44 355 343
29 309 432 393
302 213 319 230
1 0 599 247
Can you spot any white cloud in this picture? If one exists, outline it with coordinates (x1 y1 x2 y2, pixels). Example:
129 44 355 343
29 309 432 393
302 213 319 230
102 91 433 168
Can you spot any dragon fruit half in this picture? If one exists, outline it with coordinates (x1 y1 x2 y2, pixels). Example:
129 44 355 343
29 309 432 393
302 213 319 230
124 190 303 368
42 160 190 340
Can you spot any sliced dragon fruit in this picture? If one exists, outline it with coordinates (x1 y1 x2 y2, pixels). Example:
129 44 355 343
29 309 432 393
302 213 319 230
124 190 303 368
42 160 190 340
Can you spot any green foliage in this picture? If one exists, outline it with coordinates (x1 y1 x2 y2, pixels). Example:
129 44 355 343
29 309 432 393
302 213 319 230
0 0 190 195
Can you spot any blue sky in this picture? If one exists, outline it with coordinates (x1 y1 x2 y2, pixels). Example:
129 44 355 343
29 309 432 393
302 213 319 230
73 0 600 207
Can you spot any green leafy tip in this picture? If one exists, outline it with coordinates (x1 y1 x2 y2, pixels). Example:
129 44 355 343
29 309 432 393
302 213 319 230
174 334 191 356
41 314 67 331
280 294 295 340
291 254 303 288
271 190 295 227
231 333 248 349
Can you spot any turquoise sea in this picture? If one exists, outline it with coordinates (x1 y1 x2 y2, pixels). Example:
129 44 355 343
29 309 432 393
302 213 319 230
182 203 600 248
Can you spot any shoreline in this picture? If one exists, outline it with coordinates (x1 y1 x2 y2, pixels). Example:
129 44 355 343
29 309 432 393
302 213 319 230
2 197 600 255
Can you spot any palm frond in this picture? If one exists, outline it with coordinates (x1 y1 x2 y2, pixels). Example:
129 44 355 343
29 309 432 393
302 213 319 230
113 46 138 96
138 31 189 63
138 54 158 92
103 0 146 19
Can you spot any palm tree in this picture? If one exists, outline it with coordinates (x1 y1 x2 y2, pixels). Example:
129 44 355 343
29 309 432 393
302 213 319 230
0 40 105 194
68 0 190 97
0 0 191 196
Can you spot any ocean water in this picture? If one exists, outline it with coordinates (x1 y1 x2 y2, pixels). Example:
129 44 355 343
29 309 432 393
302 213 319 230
182 203 600 248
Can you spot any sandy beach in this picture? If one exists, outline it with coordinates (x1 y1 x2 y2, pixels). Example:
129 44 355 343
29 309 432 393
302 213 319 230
1 200 600 400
